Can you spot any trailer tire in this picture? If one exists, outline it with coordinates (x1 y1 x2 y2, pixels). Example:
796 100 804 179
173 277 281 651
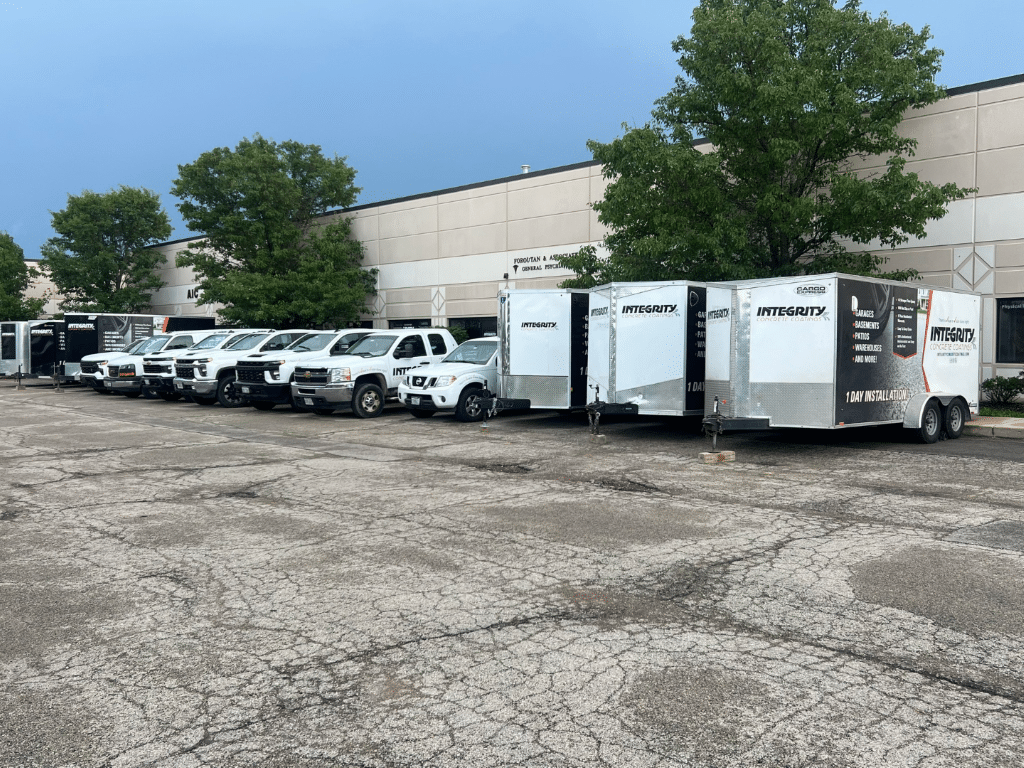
352 382 384 418
216 376 245 408
455 387 485 422
944 398 967 439
409 409 434 418
918 400 941 443
159 392 182 401
252 402 275 411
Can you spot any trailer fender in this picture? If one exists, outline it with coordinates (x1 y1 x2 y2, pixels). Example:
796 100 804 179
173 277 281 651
903 393 967 429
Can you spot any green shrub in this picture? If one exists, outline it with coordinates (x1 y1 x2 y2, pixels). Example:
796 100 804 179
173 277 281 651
980 375 1024 406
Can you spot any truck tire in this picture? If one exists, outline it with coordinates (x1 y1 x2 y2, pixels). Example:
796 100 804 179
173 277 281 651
944 398 967 439
918 400 941 443
455 387 485 422
124 392 142 399
252 402 276 411
158 392 182 401
409 409 434 418
216 375 245 408
352 382 384 418
192 395 217 406
313 408 335 416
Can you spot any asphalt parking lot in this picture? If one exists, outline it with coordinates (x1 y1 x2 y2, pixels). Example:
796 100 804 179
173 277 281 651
2 384 1023 768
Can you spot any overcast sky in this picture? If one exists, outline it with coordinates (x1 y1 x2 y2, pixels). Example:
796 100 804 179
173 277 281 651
2 0 1022 261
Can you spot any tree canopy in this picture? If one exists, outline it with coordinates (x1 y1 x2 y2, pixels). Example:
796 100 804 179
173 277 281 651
558 0 974 287
0 232 45 321
171 135 376 329
40 186 171 311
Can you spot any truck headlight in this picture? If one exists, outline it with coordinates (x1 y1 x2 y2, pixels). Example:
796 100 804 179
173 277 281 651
434 375 457 387
330 368 351 383
196 364 208 377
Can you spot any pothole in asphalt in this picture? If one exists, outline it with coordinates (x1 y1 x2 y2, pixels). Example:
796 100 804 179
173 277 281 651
469 462 534 475
592 476 661 493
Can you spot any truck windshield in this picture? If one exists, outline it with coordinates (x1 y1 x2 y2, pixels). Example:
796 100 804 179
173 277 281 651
135 335 172 354
224 333 269 350
191 333 232 350
288 334 334 352
345 335 397 357
120 339 148 354
443 340 497 365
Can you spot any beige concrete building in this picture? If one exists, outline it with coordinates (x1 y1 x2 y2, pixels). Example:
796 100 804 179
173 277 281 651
114 73 1024 378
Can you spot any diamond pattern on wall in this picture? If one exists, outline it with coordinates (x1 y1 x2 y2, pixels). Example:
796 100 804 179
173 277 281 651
431 287 445 324
953 245 994 293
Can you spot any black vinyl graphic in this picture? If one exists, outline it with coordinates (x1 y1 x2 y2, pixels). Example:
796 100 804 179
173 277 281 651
29 321 60 375
835 279 923 424
570 292 589 408
685 286 707 412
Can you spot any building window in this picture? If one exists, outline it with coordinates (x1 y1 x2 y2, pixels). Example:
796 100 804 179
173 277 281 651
388 319 430 329
996 298 1024 364
448 316 498 339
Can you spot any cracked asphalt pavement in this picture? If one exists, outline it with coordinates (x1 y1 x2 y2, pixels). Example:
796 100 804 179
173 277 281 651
2 384 1024 767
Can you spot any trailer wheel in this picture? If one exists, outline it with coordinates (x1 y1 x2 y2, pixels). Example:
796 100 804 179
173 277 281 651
252 402 276 411
352 382 384 418
455 387 485 422
918 400 941 443
944 399 967 439
158 392 182 401
216 376 245 408
409 409 434 418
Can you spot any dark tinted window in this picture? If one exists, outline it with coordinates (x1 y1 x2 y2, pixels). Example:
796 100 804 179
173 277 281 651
395 335 427 358
427 333 448 355
166 336 193 350
997 298 1024 364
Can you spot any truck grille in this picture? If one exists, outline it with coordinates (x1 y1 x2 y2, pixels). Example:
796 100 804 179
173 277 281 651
80 362 99 375
109 365 135 378
237 361 277 383
409 375 437 389
143 363 166 374
175 364 195 379
294 367 329 385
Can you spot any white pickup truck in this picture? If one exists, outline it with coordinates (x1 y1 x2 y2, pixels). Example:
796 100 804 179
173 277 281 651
397 337 498 421
78 338 148 393
138 329 272 400
291 328 458 418
101 329 225 398
234 329 374 410
172 329 315 407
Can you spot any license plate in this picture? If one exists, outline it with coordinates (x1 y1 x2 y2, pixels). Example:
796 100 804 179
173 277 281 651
303 398 314 406
241 386 250 394
111 381 131 388
411 396 420 405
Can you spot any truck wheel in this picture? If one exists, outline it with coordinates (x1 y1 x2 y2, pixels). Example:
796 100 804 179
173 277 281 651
192 395 217 406
918 400 941 443
252 402 275 411
124 392 142 399
216 376 245 408
352 382 384 418
944 399 967 439
142 388 159 399
313 409 335 416
159 392 182 402
409 409 434 418
455 387 485 422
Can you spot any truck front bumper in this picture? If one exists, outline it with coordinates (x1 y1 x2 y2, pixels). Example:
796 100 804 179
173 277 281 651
397 384 458 412
142 376 175 393
290 382 355 411
173 378 217 396
105 377 144 394
238 382 292 404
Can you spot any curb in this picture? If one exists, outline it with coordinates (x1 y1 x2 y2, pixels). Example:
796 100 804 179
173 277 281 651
964 424 1024 439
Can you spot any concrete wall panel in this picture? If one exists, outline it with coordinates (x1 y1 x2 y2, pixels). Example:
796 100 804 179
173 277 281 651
438 222 506 260
996 242 1024 268
378 232 439 265
976 193 1024 242
898 109 977 160
977 147 1024 197
508 211 590 250
508 178 590 221
995 268 1024 294
978 99 1024 151
879 248 953 273
379 203 438 239
438 193 506 230
446 282 501 301
445 298 498 317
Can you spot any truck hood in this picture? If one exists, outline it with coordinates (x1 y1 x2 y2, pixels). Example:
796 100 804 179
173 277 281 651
406 361 494 378
80 351 135 364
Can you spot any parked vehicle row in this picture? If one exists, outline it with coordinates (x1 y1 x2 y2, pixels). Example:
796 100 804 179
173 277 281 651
82 325 495 422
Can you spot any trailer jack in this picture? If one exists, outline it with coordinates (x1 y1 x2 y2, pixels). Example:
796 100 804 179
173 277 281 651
586 387 640 438
700 396 737 463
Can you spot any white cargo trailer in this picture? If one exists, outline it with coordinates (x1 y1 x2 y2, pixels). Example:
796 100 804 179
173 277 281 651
588 281 707 415
703 274 981 442
491 288 591 411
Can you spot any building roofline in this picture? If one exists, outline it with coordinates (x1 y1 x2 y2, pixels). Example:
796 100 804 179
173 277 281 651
945 73 1024 97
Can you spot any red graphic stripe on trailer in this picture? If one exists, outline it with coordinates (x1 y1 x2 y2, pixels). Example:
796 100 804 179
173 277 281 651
921 290 934 392
162 317 169 332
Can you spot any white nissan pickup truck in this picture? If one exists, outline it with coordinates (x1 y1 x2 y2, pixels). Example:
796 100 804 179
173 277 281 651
396 337 498 421
291 328 457 418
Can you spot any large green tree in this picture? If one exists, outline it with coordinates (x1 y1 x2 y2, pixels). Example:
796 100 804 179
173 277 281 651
0 232 45 320
171 135 376 328
558 0 973 287
40 186 171 311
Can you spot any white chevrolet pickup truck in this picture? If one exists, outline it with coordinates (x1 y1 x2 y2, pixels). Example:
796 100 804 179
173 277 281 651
234 329 373 410
172 329 315 407
291 328 458 418
78 338 148 393
102 329 224 398
138 329 272 400
396 337 498 421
